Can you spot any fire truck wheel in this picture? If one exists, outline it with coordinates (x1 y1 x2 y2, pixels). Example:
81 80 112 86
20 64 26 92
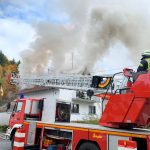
78 142 99 150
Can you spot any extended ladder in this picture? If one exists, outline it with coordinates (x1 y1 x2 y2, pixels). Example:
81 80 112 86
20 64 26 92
9 73 112 91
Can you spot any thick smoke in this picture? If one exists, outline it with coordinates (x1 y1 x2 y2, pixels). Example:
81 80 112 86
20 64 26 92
20 23 82 75
20 0 90 75
81 7 150 72
20 1 150 75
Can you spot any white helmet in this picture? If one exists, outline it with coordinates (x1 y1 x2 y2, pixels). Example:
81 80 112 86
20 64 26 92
142 50 150 57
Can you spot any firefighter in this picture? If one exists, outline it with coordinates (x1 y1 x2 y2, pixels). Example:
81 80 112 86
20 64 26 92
137 50 150 72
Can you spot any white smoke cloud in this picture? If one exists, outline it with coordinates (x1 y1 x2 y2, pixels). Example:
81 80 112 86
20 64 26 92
20 23 82 75
81 6 150 72
19 0 150 75
20 0 91 75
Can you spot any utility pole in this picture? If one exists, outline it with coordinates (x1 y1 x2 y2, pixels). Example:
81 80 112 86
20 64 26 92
72 52 74 69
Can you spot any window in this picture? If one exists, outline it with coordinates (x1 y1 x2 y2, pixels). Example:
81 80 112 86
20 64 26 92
16 102 23 112
71 104 79 113
89 106 96 114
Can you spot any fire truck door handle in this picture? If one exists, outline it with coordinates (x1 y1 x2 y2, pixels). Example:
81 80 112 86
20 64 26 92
16 118 20 120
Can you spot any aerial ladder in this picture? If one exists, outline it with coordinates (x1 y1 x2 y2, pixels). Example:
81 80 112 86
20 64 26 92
8 72 112 93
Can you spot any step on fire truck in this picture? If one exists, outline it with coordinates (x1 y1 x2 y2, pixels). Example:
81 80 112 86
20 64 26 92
6 68 150 150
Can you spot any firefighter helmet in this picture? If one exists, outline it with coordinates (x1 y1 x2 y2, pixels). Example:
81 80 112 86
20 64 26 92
142 50 150 57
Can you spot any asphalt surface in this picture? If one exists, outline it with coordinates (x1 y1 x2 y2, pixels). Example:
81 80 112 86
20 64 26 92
0 133 11 150
0 112 10 125
0 140 11 150
0 112 11 149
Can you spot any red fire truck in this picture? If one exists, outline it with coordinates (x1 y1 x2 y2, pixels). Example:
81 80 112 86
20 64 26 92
7 69 150 150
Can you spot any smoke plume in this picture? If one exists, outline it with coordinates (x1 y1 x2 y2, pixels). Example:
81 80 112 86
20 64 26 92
81 7 150 72
20 23 82 75
20 1 150 75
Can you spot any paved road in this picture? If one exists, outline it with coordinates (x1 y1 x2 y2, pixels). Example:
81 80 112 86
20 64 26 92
0 140 11 150
0 112 10 125
0 113 11 149
0 133 11 150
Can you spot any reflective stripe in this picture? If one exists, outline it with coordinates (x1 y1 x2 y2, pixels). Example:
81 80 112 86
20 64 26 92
14 141 24 147
145 58 150 70
139 63 143 67
15 132 25 138
118 147 137 150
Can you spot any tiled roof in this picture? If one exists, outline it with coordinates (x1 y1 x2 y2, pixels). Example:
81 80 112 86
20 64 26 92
18 86 52 94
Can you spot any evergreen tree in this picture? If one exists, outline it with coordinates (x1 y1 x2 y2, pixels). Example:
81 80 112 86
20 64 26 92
0 50 9 66
17 60 21 66
10 58 16 65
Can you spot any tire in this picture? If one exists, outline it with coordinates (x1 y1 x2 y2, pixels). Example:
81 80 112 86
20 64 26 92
78 142 99 150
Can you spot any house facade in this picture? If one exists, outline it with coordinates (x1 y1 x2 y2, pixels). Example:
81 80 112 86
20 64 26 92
18 86 102 122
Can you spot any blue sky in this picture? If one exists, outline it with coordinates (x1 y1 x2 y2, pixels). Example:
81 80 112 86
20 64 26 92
0 0 70 23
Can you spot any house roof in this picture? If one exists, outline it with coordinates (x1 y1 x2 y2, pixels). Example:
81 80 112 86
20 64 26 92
18 86 53 94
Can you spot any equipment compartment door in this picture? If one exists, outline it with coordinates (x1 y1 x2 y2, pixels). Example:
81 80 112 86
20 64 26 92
108 135 129 150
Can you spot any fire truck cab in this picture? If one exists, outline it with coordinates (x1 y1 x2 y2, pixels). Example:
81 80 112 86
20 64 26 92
7 98 43 141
